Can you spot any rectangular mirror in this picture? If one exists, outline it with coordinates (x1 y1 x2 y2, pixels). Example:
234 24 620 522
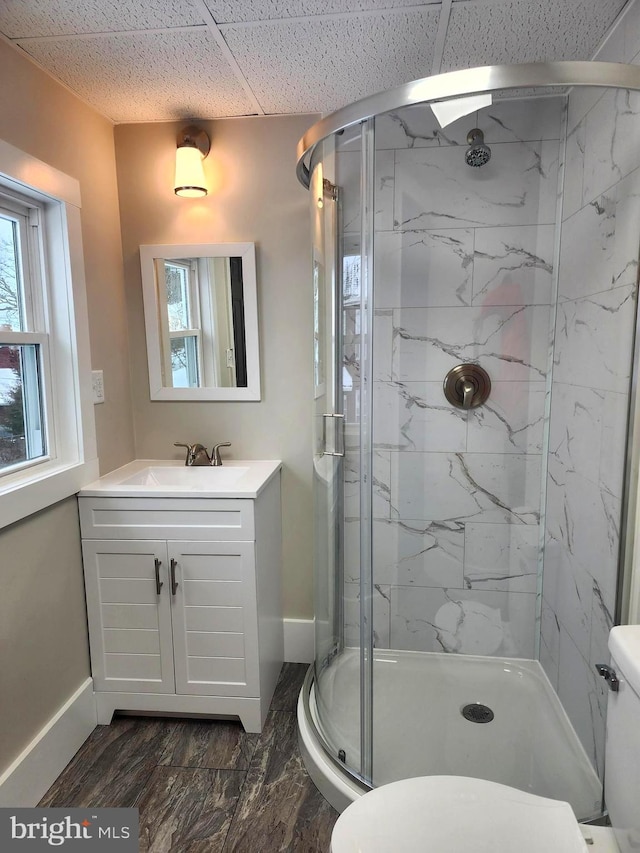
140 242 260 400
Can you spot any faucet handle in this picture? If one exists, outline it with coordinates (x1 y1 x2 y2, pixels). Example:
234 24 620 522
174 442 196 466
211 442 231 466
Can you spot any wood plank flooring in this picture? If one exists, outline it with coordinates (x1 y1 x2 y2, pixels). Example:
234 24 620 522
39 664 339 852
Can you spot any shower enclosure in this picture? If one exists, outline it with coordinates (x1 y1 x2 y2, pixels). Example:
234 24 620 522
296 62 640 819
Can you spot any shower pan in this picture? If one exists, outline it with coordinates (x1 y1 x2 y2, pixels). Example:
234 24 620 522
296 61 640 818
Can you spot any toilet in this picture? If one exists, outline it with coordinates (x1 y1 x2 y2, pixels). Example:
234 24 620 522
331 625 640 853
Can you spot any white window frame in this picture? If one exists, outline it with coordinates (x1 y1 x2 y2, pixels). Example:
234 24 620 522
0 139 98 529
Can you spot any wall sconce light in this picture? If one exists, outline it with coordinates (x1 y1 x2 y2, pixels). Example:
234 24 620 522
174 124 210 197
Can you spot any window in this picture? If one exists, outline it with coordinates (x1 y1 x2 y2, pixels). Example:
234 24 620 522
159 259 202 388
0 197 49 474
0 138 98 529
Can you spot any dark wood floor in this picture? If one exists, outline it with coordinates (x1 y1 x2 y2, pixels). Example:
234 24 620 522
39 664 339 852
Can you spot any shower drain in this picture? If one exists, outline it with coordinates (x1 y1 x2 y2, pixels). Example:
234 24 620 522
461 703 495 724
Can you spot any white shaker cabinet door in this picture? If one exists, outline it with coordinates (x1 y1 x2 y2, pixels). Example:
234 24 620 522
168 540 260 697
82 539 176 694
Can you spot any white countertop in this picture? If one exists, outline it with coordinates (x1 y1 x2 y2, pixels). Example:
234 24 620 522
78 459 282 499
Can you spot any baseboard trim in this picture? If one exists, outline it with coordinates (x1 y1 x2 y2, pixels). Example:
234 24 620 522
0 678 97 807
283 618 315 663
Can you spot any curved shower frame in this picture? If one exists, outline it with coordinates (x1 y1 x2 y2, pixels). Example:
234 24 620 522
297 60 640 812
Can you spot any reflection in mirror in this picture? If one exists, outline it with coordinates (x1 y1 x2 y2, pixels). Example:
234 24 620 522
140 243 260 401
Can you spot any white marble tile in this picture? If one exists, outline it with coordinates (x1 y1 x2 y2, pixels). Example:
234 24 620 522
472 224 555 307
344 449 391 519
548 382 605 487
373 309 393 381
392 304 552 383
545 457 619 621
393 140 560 231
553 284 636 395
566 86 605 135
375 105 469 150
562 120 586 221
372 518 464 588
558 172 640 303
467 381 546 454
373 380 467 452
583 88 640 205
600 391 629 500
481 97 564 143
344 581 391 649
540 599 560 691
390 585 537 658
557 627 606 778
542 529 592 662
463 523 539 593
391 452 541 526
337 149 395 232
344 517 360 584
374 229 474 309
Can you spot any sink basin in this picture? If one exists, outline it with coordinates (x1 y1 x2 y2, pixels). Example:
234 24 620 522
79 459 282 498
121 465 250 488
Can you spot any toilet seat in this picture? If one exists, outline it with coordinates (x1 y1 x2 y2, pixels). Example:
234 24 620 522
330 776 590 853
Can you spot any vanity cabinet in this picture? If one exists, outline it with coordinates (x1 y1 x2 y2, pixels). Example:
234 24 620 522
78 472 282 733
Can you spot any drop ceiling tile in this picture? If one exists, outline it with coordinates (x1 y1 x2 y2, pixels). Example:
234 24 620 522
0 0 204 38
222 7 441 114
206 0 439 24
18 29 256 121
441 0 628 71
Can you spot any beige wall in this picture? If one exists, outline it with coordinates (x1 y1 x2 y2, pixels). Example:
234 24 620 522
0 40 134 772
114 116 317 619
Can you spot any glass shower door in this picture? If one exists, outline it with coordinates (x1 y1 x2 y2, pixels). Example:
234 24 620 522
311 129 367 781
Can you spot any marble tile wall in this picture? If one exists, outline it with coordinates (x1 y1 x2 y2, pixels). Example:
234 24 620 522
342 96 564 661
540 28 640 775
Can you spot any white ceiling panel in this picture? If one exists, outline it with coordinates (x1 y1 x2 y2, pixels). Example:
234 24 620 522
222 7 441 114
206 0 438 24
0 0 633 121
17 29 256 121
0 0 204 38
441 0 628 71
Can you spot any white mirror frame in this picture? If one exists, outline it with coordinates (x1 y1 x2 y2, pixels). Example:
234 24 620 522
140 242 260 401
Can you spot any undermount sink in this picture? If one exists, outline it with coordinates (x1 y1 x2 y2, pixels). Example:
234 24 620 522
121 465 250 487
79 459 282 498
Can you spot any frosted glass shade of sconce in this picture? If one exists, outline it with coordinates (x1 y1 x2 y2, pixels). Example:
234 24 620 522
174 145 207 197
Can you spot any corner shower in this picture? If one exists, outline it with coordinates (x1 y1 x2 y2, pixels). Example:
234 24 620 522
296 62 640 818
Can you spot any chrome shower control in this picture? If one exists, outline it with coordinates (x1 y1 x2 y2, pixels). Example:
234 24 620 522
443 364 491 410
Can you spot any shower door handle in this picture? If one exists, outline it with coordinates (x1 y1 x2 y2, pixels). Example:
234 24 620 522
322 413 345 457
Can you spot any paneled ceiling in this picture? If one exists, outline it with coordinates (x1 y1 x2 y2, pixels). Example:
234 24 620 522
0 0 631 122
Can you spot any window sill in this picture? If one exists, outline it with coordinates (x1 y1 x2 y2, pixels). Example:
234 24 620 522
0 458 99 530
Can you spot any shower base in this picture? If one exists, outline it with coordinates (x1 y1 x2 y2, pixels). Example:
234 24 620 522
298 648 602 819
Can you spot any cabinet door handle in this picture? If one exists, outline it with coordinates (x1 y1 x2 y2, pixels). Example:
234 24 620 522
154 558 163 595
170 558 179 595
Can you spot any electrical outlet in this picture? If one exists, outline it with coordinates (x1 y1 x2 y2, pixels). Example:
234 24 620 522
92 369 105 404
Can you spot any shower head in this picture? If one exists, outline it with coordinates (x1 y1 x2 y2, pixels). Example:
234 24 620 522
465 128 491 168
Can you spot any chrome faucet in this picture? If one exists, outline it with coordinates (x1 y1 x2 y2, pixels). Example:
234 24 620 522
211 442 231 466
174 441 232 466
174 442 211 466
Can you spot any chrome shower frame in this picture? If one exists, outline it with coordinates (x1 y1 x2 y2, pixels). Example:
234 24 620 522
296 59 640 811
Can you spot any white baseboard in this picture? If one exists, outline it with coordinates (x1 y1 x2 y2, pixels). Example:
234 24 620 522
0 678 97 807
283 618 314 663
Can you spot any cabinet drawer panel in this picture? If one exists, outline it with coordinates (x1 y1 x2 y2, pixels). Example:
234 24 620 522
183 580 243 607
105 653 163 680
187 631 245 659
185 606 244 633
99 578 158 605
102 604 160 630
187 656 247 685
180 553 246 582
104 628 161 655
79 498 254 541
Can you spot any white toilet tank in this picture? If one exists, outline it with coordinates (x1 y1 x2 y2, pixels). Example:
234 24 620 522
605 626 640 853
